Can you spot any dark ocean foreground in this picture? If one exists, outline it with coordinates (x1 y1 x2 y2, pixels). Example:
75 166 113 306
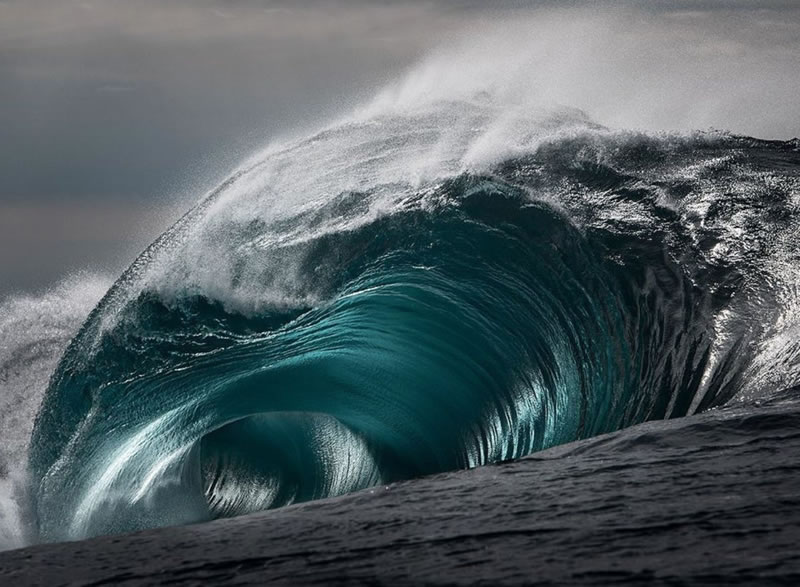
2 394 800 585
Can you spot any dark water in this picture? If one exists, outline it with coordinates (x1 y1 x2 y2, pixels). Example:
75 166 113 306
2 394 800 585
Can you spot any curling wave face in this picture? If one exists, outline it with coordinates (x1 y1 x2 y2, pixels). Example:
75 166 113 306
29 99 800 542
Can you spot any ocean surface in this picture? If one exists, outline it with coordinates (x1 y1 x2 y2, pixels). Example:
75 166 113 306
1 66 799 582
2 396 800 585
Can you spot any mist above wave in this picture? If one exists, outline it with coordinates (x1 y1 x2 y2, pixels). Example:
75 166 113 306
0 275 110 550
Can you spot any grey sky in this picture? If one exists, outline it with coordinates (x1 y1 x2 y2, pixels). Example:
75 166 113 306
1 1 799 294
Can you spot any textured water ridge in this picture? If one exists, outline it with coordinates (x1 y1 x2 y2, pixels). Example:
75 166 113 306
7 395 800 585
28 101 800 541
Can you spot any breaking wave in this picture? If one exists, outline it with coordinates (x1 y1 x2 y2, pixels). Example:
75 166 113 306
24 99 800 543
7 38 799 544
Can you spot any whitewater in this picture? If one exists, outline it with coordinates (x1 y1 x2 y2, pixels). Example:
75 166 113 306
1 22 800 576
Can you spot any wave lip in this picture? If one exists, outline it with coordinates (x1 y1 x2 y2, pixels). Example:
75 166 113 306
28 102 800 542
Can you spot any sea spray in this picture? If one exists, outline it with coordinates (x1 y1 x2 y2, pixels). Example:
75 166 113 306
0 275 109 549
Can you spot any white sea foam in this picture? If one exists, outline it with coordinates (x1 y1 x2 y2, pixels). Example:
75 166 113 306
0 274 110 550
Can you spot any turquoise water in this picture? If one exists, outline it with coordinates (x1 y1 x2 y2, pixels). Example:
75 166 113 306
28 104 800 542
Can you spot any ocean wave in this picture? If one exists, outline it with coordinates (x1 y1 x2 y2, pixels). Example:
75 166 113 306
22 98 800 542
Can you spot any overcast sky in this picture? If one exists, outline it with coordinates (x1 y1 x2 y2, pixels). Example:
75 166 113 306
2 0 799 294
